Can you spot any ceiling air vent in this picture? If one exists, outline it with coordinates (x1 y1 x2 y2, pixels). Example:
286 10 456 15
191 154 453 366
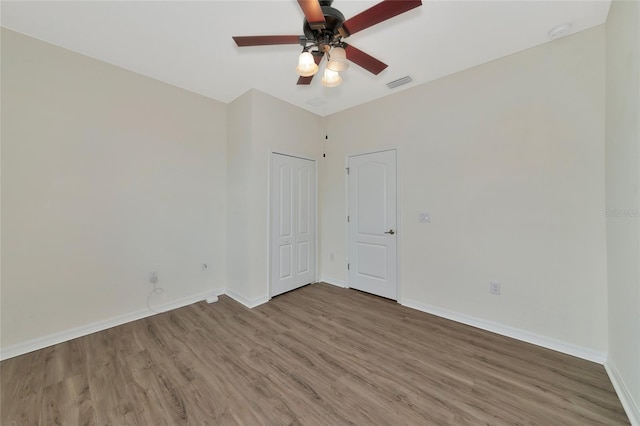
386 76 413 89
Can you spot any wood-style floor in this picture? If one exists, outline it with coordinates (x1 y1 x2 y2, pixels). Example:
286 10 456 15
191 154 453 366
1 283 629 425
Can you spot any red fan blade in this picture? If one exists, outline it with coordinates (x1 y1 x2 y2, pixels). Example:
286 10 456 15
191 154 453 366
297 53 324 85
344 44 388 75
343 0 422 36
233 35 301 47
297 0 326 29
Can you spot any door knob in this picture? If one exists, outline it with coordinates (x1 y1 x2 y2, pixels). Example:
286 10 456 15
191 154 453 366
384 229 395 235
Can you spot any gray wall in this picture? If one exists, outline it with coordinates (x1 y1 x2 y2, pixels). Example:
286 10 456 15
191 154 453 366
605 1 640 423
320 26 608 358
1 29 228 349
226 90 322 306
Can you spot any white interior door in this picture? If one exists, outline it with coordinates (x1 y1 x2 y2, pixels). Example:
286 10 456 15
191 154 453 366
271 153 316 297
348 150 397 300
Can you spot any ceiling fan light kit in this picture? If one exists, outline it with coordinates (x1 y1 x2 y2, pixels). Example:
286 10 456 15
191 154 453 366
296 51 320 77
233 0 422 87
326 46 349 72
321 68 342 87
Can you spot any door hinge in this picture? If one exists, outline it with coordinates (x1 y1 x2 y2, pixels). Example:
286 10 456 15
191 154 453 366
346 167 349 174
347 263 350 270
347 215 350 223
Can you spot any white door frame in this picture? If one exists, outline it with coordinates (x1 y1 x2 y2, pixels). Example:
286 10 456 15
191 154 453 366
268 151 318 298
345 147 401 302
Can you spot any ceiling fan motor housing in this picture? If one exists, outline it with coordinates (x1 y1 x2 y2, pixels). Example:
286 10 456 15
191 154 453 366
303 4 346 49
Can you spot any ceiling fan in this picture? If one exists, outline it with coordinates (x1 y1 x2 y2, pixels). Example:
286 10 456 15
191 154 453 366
232 0 423 87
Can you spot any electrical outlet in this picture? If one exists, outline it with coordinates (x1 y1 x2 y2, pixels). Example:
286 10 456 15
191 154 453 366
201 263 208 271
149 271 158 284
330 252 334 261
490 282 501 295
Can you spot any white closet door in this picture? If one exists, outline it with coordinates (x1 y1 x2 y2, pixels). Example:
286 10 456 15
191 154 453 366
271 153 316 297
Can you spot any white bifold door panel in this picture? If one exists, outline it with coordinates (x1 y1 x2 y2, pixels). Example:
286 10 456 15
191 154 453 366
271 153 316 297
348 150 397 300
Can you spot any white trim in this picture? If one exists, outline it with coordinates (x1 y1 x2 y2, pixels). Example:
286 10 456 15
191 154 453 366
346 145 401 158
225 289 270 309
315 154 319 286
401 298 607 364
320 277 348 288
605 361 640 426
344 154 350 288
205 295 219 304
267 150 273 300
0 288 225 361
394 147 402 303
270 151 317 162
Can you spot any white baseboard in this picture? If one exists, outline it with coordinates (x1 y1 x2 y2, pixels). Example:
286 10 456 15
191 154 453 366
225 289 270 309
401 298 607 364
605 361 640 425
0 288 225 361
1 286 279 360
320 277 348 288
1 286 612 375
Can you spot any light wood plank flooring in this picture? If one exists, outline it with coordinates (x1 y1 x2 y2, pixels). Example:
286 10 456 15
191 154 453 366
1 283 629 425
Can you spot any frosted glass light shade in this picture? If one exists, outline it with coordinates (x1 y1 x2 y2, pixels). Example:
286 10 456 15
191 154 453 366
327 47 349 72
321 68 342 87
296 51 318 77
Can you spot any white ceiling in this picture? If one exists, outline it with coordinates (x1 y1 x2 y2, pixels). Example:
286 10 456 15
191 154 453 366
1 1 611 116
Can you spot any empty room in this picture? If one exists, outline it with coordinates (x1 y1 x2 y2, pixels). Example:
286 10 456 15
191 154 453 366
1 0 639 424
